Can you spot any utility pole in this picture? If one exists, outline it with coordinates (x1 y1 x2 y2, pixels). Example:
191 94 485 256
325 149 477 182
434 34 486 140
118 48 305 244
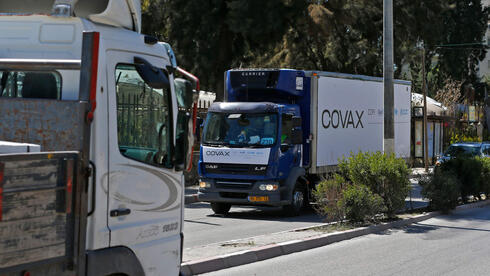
422 46 429 172
383 0 395 154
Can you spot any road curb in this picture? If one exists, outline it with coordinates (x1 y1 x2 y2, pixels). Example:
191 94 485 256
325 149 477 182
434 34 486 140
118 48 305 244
185 194 200 205
181 199 490 275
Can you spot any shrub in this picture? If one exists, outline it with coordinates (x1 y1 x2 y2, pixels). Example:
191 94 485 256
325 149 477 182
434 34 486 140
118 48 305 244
313 175 345 222
420 170 461 213
478 157 490 197
340 184 385 223
440 157 483 201
449 132 481 144
338 151 411 217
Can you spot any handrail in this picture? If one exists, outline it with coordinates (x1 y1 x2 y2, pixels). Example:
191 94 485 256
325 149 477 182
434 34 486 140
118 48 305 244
0 58 81 70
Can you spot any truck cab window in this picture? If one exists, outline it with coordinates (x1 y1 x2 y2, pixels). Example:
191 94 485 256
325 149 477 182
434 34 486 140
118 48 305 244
115 64 172 167
0 71 61 99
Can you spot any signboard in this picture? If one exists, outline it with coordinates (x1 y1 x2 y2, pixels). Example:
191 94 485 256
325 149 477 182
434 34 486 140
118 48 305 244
427 122 434 158
315 77 411 166
434 122 441 156
202 146 271 165
415 121 423 158
394 83 412 159
469 105 476 122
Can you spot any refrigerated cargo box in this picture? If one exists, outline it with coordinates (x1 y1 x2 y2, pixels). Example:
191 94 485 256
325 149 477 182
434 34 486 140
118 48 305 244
309 73 411 173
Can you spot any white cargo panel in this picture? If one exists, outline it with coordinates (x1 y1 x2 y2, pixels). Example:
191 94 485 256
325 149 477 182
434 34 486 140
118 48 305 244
312 75 410 170
394 83 411 159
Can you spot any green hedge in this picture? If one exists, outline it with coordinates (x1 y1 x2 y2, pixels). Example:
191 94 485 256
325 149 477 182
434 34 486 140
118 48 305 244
314 151 411 223
421 156 490 212
341 184 385 223
338 151 411 218
420 170 461 213
313 175 345 222
479 157 490 197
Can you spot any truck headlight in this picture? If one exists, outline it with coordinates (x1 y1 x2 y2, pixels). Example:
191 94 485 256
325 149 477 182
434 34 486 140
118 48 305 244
199 181 211 188
259 184 278 191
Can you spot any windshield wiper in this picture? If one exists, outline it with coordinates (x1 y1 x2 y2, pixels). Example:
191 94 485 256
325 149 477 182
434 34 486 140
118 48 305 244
227 143 247 148
247 144 270 148
226 144 270 148
203 142 226 147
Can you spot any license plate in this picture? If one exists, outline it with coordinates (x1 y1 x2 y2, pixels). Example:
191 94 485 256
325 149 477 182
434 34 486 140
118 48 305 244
248 196 269 202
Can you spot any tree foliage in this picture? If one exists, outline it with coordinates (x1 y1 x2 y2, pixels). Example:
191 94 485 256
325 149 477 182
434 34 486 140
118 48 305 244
434 79 463 116
141 0 488 98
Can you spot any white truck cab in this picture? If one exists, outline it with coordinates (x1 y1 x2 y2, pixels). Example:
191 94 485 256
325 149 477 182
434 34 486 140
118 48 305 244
0 1 196 275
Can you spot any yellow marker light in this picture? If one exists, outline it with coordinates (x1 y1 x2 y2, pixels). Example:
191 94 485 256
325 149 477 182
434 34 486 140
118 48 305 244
199 181 210 188
248 196 269 202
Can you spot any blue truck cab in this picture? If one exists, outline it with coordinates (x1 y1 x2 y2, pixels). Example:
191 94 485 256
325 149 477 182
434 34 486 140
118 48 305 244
198 69 311 216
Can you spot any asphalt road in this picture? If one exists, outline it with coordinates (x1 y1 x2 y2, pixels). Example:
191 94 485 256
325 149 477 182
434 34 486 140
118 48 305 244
183 179 427 249
203 205 490 276
183 203 324 248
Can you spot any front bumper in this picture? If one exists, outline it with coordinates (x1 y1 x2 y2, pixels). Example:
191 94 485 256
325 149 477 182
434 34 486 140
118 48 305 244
198 179 287 207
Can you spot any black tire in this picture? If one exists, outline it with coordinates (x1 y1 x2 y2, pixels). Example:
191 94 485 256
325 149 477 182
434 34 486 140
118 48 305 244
211 202 231 215
283 183 305 216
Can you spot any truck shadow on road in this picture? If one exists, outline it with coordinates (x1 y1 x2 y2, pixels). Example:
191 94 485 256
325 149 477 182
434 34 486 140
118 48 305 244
185 202 213 209
208 207 325 223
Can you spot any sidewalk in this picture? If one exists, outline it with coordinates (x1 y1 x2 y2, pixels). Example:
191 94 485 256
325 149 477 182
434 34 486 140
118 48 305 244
410 167 433 178
181 199 490 275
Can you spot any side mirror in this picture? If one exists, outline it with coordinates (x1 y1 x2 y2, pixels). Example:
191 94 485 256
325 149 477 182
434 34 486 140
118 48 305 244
161 42 178 69
134 57 169 89
280 144 291 152
174 78 194 109
292 116 302 128
174 78 197 171
291 128 303 144
283 113 294 122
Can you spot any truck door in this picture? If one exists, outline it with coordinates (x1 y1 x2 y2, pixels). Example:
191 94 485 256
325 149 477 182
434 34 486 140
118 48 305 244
106 50 182 275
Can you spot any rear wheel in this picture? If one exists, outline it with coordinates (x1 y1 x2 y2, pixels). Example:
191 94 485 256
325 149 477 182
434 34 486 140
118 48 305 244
283 183 304 216
210 202 231 215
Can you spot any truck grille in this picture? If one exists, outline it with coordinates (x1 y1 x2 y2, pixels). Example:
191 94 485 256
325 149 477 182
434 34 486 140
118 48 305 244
203 163 267 176
219 192 248 199
215 180 254 190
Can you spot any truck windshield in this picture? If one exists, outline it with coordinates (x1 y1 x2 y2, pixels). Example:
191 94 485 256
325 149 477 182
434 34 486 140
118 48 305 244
202 112 278 147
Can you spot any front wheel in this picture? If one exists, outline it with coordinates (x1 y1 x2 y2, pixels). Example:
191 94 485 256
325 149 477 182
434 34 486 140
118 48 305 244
210 202 231 215
283 184 305 216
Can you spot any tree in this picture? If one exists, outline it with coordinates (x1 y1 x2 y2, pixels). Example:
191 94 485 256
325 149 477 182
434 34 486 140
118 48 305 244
434 79 463 116
436 0 488 85
142 0 304 100
141 0 488 100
